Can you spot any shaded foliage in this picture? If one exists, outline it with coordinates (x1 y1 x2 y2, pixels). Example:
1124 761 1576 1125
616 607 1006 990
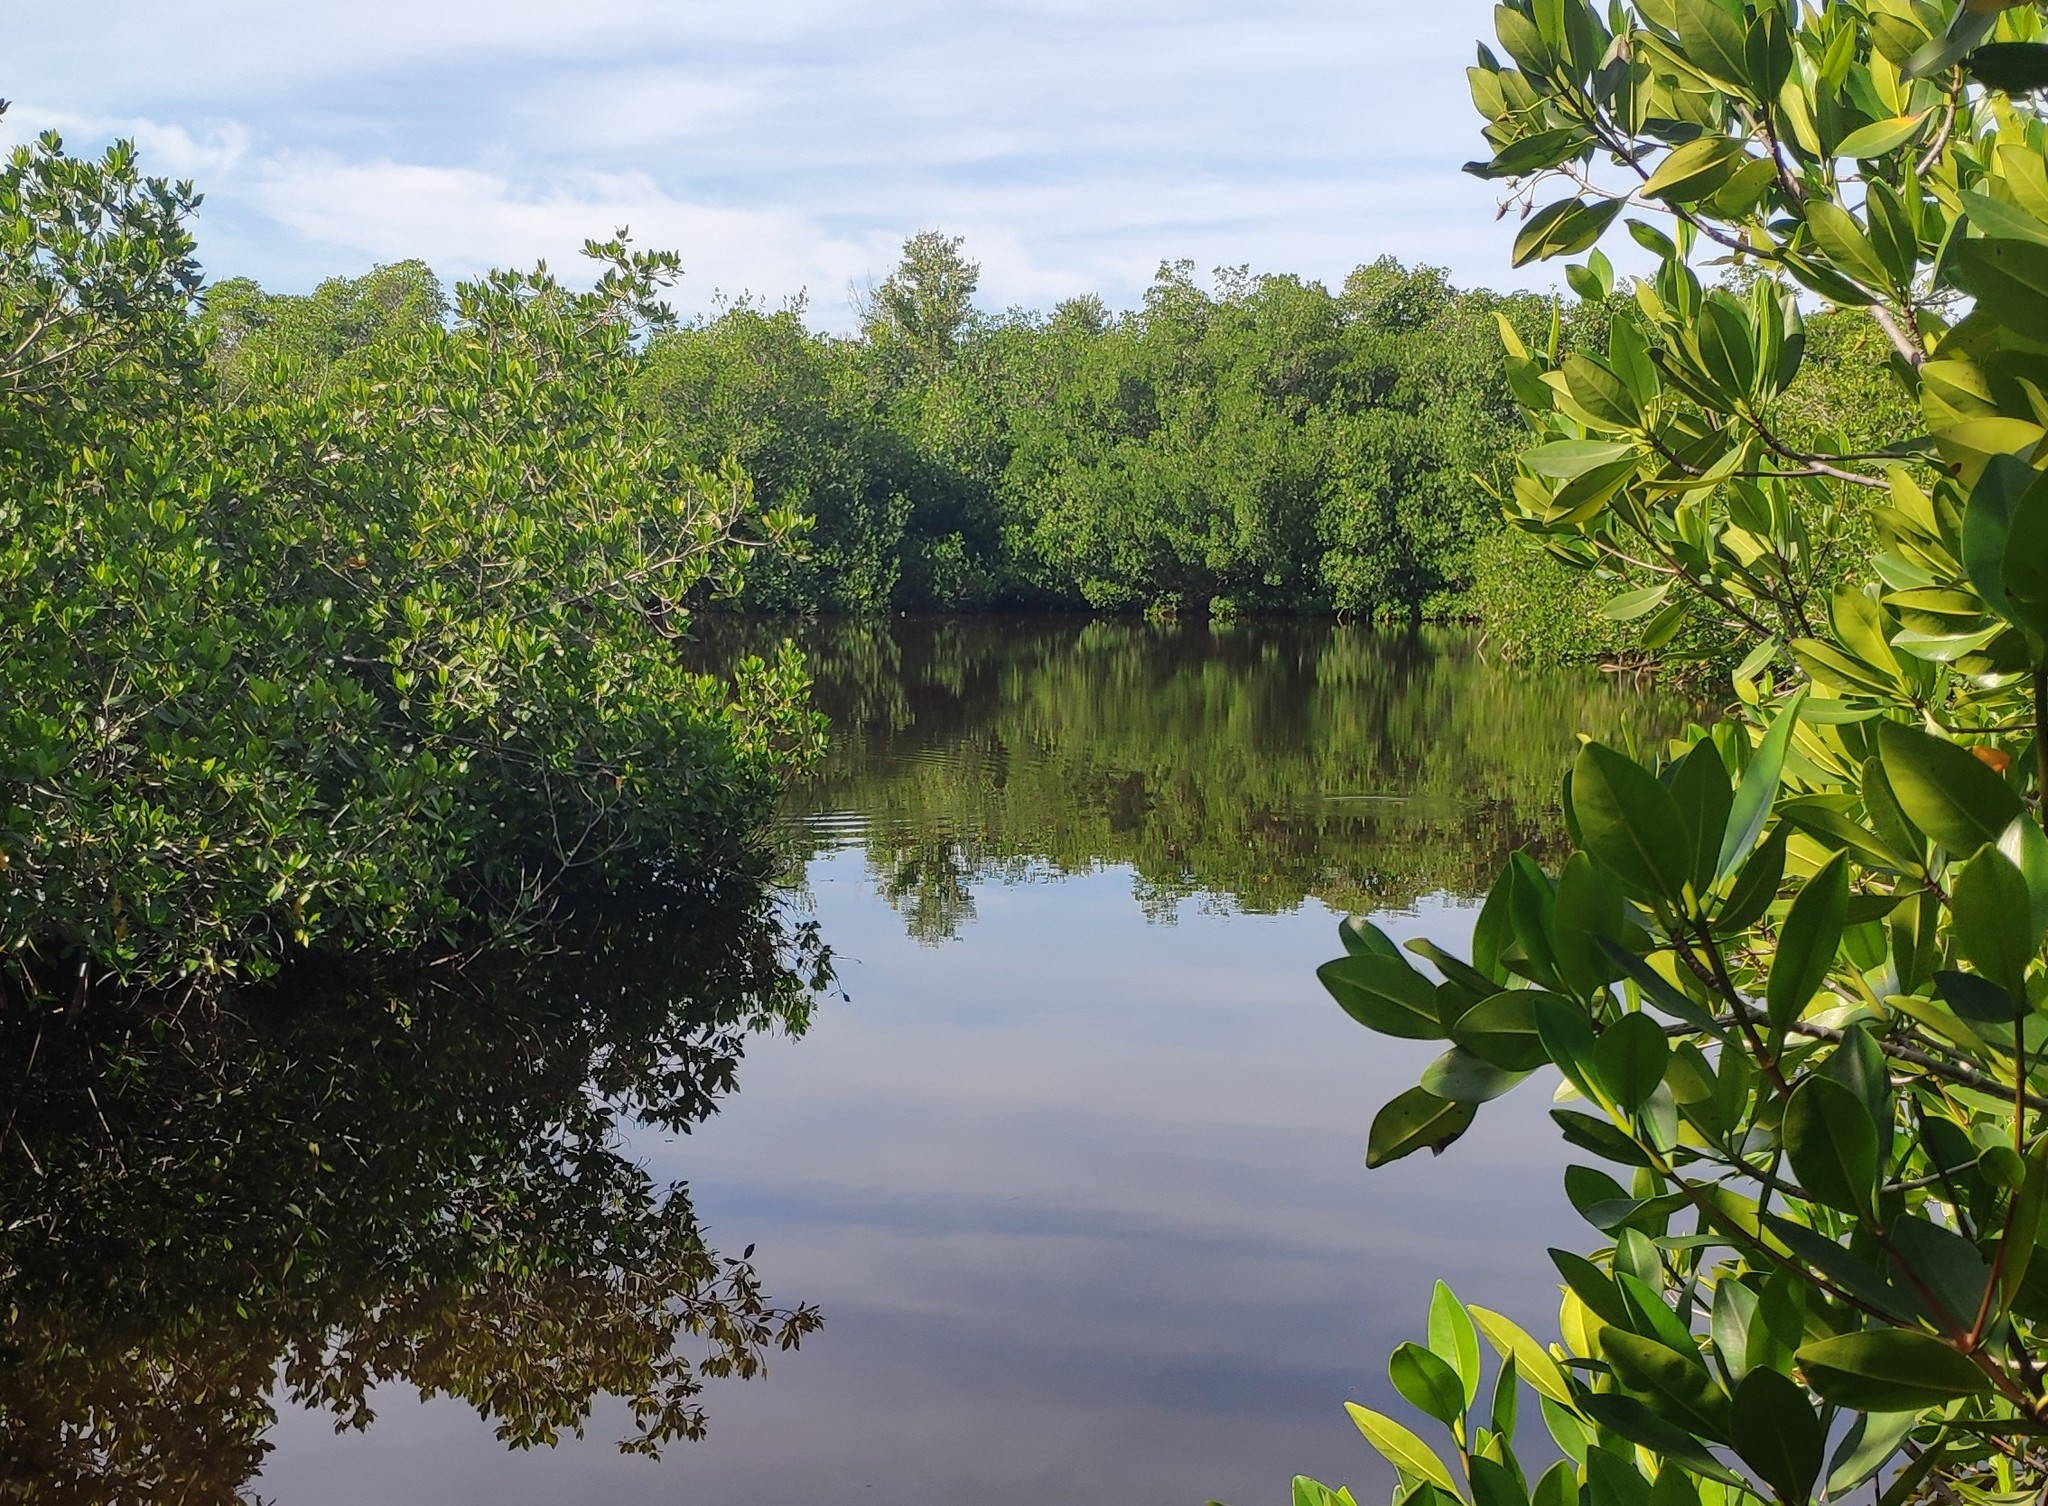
0 873 826 1500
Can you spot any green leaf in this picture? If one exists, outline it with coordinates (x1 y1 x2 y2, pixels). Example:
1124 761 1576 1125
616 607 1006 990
1601 584 1672 622
1367 1088 1478 1168
1513 197 1625 267
1641 137 1753 203
1430 1279 1483 1407
1594 1013 1670 1115
1451 990 1555 1072
1877 721 2025 857
1552 1247 1632 1327
1824 1412 1919 1498
2001 470 2048 644
1552 851 1624 997
1345 1403 1462 1495
1524 438 1638 478
1953 844 2038 998
1534 994 1601 1097
1719 827 1787 933
1601 1328 1733 1443
1422 1045 1532 1104
1531 1462 1577 1506
1670 738 1733 898
1957 236 2048 338
1470 1303 1575 1405
1573 742 1692 905
1965 41 2048 94
1805 201 1894 289
1340 915 1404 959
1795 1329 1993 1411
1675 0 1749 89
1765 851 1848 1033
1552 1108 1652 1166
1716 689 1804 884
1471 1457 1529 1506
1834 112 1929 160
1730 1367 1823 1505
1389 1341 1467 1426
1575 1393 1748 1486
1963 453 2030 633
1319 955 1444 1039
1783 1074 1879 1217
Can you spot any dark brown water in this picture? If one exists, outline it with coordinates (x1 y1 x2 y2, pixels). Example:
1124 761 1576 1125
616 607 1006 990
3 618 1682 1505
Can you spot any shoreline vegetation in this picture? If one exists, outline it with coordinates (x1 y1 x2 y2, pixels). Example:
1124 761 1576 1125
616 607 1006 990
0 99 1910 1010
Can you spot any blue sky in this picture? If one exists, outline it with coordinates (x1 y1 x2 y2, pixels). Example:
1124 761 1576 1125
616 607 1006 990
13 1 1547 329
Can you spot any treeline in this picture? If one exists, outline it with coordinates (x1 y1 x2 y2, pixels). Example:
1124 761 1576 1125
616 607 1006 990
215 237 1558 619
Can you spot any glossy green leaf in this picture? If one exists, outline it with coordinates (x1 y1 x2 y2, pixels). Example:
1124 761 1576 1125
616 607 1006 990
1824 1411 1919 1498
1471 1303 1575 1405
1765 850 1848 1033
1552 1108 1652 1166
1594 1013 1670 1115
1339 915 1404 959
1345 1403 1462 1495
1389 1341 1467 1426
1877 721 2024 856
1795 1329 1993 1411
1957 236 2048 338
1451 990 1555 1072
1783 1074 1879 1217
1730 1366 1823 1504
1573 742 1692 905
1513 197 1625 267
1422 1045 1532 1104
1834 112 1928 160
1953 844 2038 997
1429 1280 1482 1406
1716 690 1803 884
1367 1088 1477 1169
1319 955 1443 1039
1601 1328 1732 1442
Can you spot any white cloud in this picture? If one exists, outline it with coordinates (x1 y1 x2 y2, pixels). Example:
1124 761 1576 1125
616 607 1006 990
10 0 1564 326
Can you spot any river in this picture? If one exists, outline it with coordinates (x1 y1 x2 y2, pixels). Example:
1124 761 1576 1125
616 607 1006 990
8 618 1682 1504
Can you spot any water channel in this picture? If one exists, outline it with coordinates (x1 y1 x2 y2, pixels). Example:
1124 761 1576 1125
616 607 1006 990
7 618 1683 1504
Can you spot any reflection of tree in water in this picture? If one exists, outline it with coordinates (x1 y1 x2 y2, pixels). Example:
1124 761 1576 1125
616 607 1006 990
705 617 1687 940
0 877 827 1501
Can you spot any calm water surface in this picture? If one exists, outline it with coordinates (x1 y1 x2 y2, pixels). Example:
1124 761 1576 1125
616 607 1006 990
17 620 1683 1503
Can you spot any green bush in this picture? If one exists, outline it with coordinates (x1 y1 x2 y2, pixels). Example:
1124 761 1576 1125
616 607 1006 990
1302 3 2048 1505
0 129 815 992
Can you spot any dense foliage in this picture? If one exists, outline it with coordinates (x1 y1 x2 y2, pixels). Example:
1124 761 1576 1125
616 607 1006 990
0 125 815 995
636 247 1549 618
1303 4 2048 1506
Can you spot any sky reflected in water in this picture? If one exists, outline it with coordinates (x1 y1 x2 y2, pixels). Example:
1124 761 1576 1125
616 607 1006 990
256 622 1678 1506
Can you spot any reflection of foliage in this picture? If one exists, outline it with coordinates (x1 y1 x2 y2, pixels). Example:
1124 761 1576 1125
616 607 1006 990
0 876 826 1501
701 619 1685 940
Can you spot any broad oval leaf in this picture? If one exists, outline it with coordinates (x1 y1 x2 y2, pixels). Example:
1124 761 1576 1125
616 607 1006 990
1319 955 1443 1039
1730 1367 1823 1505
1795 1329 1993 1411
1344 1403 1461 1495
1421 1044 1532 1104
1367 1087 1477 1169
1765 850 1848 1032
1877 721 2024 856
1450 990 1555 1071
1572 742 1692 905
1594 1012 1670 1114
1783 1074 1879 1216
1388 1341 1466 1426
